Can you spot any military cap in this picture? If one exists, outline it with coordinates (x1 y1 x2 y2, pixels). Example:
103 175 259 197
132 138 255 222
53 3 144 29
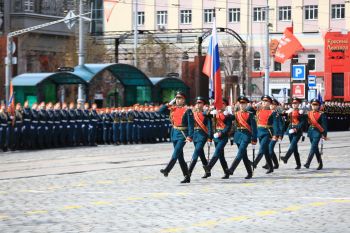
195 96 206 104
271 98 280 105
175 91 186 99
310 98 321 105
222 98 229 106
261 95 272 103
292 97 301 104
237 96 250 103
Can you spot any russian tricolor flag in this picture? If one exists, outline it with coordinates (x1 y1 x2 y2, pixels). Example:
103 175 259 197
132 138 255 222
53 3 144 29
202 19 223 110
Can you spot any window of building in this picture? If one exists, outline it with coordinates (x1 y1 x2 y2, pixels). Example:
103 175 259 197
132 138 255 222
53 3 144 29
278 6 291 21
157 11 167 25
228 8 240 22
0 0 3 33
24 0 34 12
274 61 281 71
180 10 192 24
331 4 345 19
253 52 261 71
138 12 145 26
292 54 299 64
233 52 240 71
308 54 316 71
204 9 214 23
305 5 318 20
253 7 266 22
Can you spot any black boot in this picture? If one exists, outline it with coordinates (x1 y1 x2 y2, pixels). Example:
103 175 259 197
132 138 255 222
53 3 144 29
262 163 269 170
304 152 314 168
180 175 191 183
203 156 219 174
280 149 293 164
315 152 323 170
294 152 301 170
243 156 253 179
265 154 274 174
160 158 176 177
228 158 241 175
220 159 230 179
272 153 279 169
252 153 263 169
201 172 211 179
222 170 230 179
188 160 197 176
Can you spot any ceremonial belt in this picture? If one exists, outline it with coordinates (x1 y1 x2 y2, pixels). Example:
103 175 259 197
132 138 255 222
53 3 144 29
237 127 249 130
1 124 7 126
84 120 89 122
128 121 134 123
173 126 187 130
258 124 272 128
48 121 54 124
308 112 324 133
24 119 31 122
77 120 82 122
55 121 60 123
62 120 68 123
32 121 38 123
70 120 76 123
40 121 46 123
16 121 22 123
193 112 209 135
121 120 127 123
236 112 252 133
194 127 201 130
216 127 224 130
91 119 98 122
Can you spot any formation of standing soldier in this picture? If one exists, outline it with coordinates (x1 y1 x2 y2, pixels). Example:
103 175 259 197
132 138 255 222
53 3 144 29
0 101 171 152
323 101 350 131
160 91 329 183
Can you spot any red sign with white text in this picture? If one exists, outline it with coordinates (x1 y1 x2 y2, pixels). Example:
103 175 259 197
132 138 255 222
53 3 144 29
292 83 305 99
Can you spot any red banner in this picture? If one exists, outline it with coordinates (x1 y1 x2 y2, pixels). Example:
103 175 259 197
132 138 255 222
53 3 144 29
274 27 304 64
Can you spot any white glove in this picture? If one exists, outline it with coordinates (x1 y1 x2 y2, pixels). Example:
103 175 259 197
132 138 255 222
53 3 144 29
223 110 228 116
210 110 217 115
169 98 176 105
214 132 220 138
299 109 304 114
227 107 233 114
288 129 295 134
286 108 293 114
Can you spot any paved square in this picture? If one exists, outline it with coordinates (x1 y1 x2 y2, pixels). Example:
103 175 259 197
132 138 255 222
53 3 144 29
1 131 350 232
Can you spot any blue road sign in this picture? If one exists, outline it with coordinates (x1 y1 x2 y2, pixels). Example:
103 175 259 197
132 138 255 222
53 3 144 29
308 75 316 88
292 64 306 81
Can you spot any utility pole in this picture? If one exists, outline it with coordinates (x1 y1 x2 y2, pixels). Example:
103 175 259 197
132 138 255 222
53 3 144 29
264 3 270 95
133 0 138 67
77 0 85 103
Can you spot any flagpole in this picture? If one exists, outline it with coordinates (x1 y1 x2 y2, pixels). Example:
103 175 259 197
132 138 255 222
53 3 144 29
264 3 270 95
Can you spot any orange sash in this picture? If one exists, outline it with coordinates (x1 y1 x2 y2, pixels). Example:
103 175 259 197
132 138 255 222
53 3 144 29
193 112 209 135
236 111 252 133
308 111 324 133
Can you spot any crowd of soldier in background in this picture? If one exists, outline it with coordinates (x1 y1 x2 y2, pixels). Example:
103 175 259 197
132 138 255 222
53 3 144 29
1 99 349 152
0 101 171 152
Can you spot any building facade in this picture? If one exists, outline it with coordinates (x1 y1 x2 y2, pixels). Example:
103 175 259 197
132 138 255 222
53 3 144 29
105 0 350 101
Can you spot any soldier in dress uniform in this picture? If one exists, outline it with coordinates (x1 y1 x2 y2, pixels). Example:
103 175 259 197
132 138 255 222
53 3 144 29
112 109 121 145
75 101 84 146
12 103 23 150
60 103 69 146
228 96 257 179
119 108 128 144
159 91 194 183
252 95 279 174
304 98 328 170
0 103 9 152
82 103 90 146
46 102 54 148
37 102 48 149
262 98 283 170
188 96 212 178
89 103 99 146
30 103 40 149
22 101 32 149
280 97 306 169
126 108 135 144
203 99 233 179
53 103 62 147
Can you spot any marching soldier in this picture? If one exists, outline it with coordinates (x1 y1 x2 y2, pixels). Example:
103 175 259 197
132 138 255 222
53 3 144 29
189 96 212 178
280 98 306 169
304 99 328 170
159 91 194 183
252 95 279 174
228 96 257 179
203 99 233 179
263 98 283 170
